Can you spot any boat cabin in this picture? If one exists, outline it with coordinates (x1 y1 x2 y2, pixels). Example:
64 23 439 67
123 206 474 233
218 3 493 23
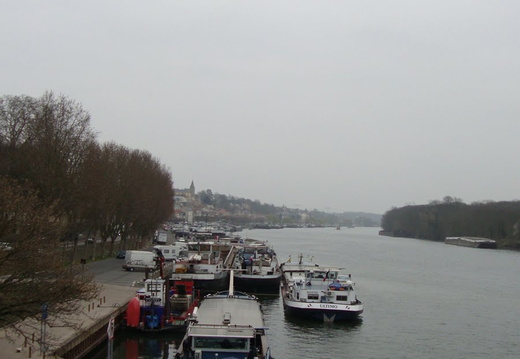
136 279 166 307
173 242 226 274
185 325 260 358
284 266 358 305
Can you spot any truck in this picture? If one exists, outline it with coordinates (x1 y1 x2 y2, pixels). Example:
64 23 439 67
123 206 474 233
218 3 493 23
156 231 168 245
153 242 188 261
122 250 157 272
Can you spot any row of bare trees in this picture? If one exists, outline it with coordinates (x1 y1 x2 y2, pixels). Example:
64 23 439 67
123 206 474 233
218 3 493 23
0 92 174 333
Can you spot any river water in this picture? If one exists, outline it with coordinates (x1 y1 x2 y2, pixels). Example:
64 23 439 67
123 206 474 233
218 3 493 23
86 227 520 359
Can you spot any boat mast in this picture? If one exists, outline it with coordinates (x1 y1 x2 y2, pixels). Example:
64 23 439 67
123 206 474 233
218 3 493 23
228 269 234 297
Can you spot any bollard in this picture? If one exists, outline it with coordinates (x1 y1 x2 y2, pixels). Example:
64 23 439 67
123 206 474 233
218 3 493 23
24 337 27 347
29 346 32 358
104 296 106 304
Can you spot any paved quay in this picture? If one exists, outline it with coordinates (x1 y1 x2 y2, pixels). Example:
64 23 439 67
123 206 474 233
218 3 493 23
0 283 137 359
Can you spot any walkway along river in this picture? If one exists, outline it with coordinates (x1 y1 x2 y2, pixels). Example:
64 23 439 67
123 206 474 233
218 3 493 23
86 227 520 359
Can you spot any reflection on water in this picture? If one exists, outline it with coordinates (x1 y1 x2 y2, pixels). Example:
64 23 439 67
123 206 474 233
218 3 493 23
277 311 364 358
284 315 363 332
86 330 185 359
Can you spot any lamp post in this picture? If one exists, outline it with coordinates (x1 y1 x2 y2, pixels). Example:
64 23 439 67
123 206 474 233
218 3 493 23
40 303 48 356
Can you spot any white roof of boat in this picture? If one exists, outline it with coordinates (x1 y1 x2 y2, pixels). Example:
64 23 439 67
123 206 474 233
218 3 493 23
282 262 344 272
188 324 255 338
195 296 265 329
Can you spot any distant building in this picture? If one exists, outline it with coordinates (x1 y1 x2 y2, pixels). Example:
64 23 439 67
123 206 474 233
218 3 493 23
176 180 195 200
174 181 197 223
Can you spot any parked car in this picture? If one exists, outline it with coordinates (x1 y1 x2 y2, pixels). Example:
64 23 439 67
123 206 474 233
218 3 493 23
0 242 12 251
116 250 126 259
122 250 157 271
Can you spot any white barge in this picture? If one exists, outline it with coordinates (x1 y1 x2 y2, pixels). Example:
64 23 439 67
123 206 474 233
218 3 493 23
280 254 363 322
445 236 497 249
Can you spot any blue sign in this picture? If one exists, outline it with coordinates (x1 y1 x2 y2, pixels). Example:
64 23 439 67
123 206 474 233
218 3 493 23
41 303 48 320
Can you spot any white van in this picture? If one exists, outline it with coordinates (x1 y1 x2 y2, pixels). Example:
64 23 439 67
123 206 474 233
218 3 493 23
154 242 188 261
122 250 157 271
156 231 168 244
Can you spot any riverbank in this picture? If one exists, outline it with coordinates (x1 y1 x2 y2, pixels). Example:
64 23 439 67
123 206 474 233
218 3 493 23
0 284 136 359
379 230 519 250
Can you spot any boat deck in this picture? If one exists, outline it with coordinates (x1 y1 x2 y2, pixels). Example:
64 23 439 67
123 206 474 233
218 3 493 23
196 295 265 329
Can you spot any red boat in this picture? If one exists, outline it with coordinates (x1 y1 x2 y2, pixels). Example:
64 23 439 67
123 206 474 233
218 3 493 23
125 278 200 332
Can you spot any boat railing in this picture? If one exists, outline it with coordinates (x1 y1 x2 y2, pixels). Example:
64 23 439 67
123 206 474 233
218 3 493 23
223 246 239 268
189 323 256 330
171 296 190 304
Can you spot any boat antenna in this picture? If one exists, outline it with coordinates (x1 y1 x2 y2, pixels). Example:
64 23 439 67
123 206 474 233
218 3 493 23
228 269 234 297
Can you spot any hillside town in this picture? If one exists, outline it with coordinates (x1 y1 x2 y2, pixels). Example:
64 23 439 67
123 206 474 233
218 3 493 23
174 181 381 228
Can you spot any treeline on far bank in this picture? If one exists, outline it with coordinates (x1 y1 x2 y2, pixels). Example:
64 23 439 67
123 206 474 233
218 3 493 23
381 197 520 249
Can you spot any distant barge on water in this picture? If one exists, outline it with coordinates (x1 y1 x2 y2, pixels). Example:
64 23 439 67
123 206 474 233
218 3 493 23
445 236 497 249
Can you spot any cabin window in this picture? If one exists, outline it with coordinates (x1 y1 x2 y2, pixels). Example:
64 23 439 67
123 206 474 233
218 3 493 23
193 337 248 350
307 293 319 300
146 282 162 293
336 295 348 301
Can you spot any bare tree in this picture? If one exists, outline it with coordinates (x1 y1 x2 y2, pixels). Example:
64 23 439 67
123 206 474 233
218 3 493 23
1 92 98 261
0 176 99 336
0 95 37 177
78 142 173 256
125 149 174 244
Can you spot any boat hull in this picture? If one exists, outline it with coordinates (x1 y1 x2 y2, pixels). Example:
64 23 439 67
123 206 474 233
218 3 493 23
193 275 229 293
124 306 190 332
282 299 363 322
234 274 281 295
172 272 229 294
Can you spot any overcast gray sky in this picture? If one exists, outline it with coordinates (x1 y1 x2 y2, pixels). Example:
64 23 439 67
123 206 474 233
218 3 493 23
2 1 520 214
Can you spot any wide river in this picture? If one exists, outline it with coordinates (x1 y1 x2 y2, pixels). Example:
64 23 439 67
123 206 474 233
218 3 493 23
87 227 520 359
